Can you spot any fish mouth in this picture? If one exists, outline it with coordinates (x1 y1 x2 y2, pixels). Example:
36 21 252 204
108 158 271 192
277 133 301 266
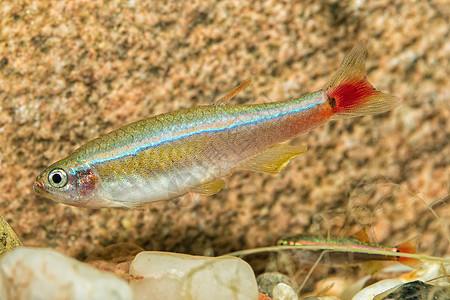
33 180 46 195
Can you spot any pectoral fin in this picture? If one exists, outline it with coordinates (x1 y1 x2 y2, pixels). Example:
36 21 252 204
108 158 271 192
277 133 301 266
190 179 225 196
102 197 144 210
240 144 308 174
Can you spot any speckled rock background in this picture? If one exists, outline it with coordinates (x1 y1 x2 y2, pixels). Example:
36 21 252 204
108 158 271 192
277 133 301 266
0 0 448 277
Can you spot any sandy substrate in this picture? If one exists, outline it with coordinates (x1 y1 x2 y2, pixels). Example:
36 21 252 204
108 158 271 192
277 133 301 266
0 0 448 287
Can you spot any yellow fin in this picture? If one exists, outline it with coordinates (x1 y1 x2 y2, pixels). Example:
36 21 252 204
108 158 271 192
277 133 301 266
190 179 225 196
362 261 384 276
102 197 144 210
240 144 308 174
353 228 370 243
170 192 203 208
214 80 251 106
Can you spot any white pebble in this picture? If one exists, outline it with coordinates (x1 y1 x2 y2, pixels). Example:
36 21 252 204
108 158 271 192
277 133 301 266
272 283 298 300
130 251 258 300
0 247 132 300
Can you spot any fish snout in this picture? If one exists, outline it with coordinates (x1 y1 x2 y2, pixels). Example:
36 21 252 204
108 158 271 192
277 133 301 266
33 179 46 195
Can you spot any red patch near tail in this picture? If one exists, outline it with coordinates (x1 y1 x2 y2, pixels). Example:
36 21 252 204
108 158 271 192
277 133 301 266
397 240 416 254
396 240 421 267
327 77 377 113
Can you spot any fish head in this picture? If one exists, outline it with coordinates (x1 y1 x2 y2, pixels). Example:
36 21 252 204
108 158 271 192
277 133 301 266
34 158 99 207
277 239 290 246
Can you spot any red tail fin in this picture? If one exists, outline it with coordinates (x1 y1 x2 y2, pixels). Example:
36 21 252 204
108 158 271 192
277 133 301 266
396 239 421 267
324 41 401 119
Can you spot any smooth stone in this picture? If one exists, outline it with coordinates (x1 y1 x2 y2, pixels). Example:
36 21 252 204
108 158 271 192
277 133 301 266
0 247 132 300
0 215 22 258
130 251 259 300
373 280 450 300
352 279 404 300
272 283 298 300
257 272 296 298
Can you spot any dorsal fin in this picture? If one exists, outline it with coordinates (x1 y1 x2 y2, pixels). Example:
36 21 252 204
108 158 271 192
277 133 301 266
353 228 370 243
214 80 251 106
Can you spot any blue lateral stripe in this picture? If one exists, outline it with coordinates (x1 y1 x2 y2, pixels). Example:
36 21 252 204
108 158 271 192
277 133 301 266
91 100 323 165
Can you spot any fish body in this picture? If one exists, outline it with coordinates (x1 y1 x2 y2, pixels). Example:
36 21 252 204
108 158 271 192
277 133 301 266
34 41 401 208
277 231 418 267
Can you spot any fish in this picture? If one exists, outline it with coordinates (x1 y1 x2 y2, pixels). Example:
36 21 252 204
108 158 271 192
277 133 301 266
33 41 401 209
277 229 420 270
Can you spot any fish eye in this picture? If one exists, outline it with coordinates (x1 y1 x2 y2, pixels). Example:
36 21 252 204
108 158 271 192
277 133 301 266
48 168 68 188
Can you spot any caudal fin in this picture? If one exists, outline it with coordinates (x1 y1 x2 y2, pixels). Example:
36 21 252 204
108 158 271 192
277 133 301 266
396 239 422 268
324 41 401 119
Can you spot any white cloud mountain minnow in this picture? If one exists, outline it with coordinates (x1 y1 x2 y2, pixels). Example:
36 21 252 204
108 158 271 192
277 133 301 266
278 230 419 272
34 41 401 209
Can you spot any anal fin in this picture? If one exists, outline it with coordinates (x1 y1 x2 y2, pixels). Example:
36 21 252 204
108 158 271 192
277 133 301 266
240 144 308 174
362 261 384 276
190 179 225 196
